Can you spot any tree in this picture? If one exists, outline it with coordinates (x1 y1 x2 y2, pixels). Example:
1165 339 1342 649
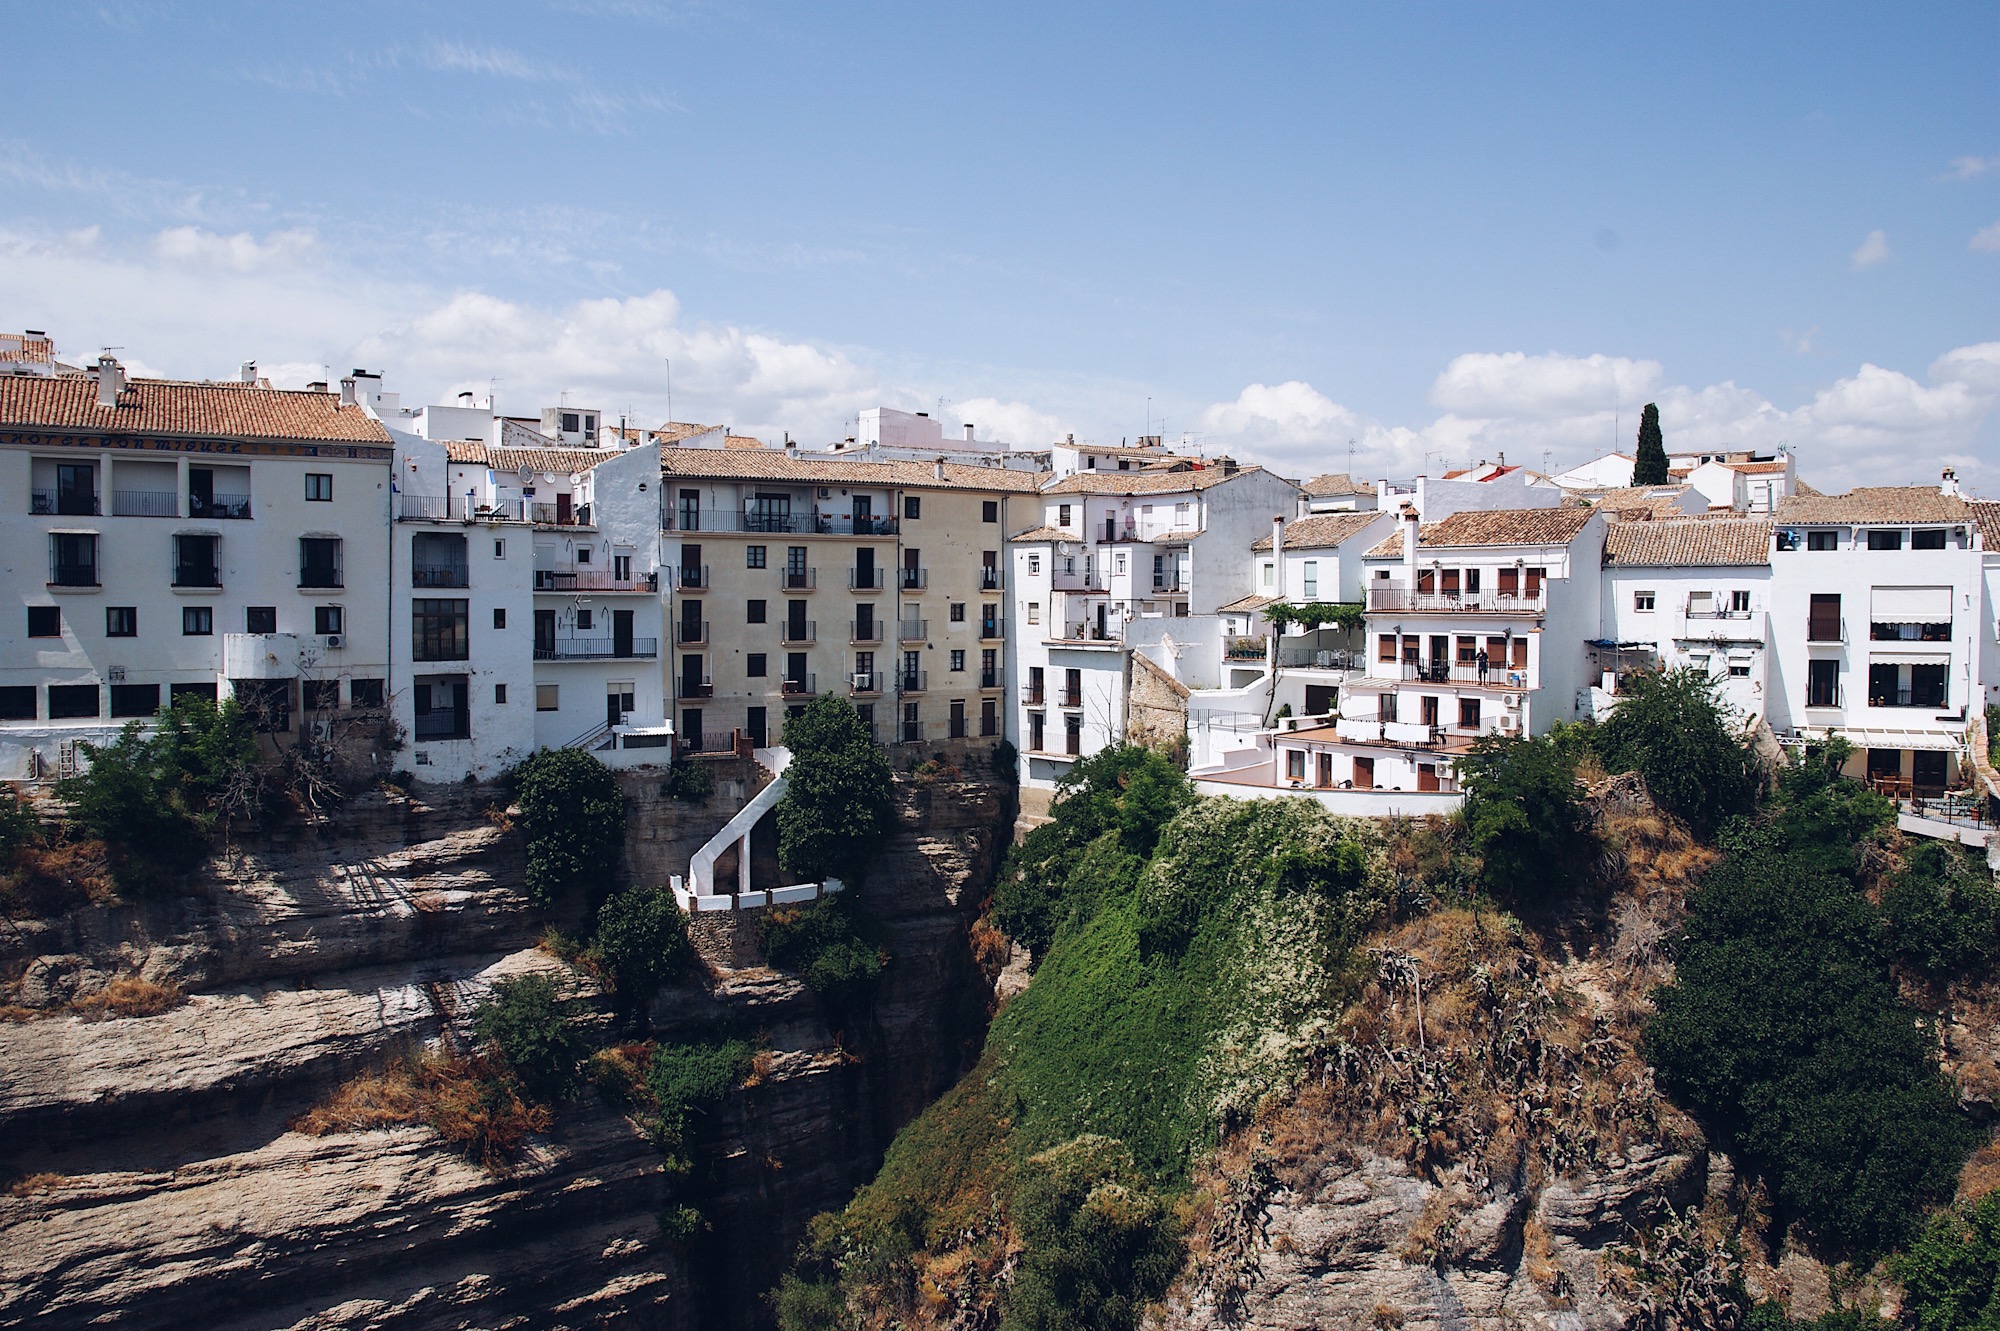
1002 1135 1181 1331
1456 735 1590 906
595 884 697 1014
1632 401 1669 485
1595 667 1758 834
513 748 626 908
474 973 586 1101
1893 1189 2000 1330
776 695 894 884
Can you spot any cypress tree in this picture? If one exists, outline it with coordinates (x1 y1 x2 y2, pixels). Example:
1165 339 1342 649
1632 401 1669 484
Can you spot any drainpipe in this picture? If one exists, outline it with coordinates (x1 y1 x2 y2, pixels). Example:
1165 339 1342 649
1400 502 1420 590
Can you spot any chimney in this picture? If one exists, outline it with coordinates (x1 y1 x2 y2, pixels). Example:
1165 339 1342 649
1271 516 1285 598
933 457 946 481
1400 502 1421 586
307 380 328 394
339 377 357 406
94 354 124 409
964 423 975 441
239 360 256 384
458 390 474 407
1942 466 1961 499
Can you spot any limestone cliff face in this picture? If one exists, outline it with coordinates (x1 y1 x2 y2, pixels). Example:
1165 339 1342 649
0 769 1010 1329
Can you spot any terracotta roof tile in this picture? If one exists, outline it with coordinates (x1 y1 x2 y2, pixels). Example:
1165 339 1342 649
1725 460 1790 474
0 374 391 443
1251 512 1385 551
1602 518 1772 567
488 446 636 476
1301 472 1374 497
443 440 489 464
1971 501 2000 553
1008 525 1070 541
1775 487 1972 525
1364 506 1596 557
1217 593 1278 614
1042 464 1276 495
661 449 1043 493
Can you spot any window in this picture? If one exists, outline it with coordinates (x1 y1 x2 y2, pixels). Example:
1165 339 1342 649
1027 602 1041 625
1867 529 1904 551
1731 590 1751 613
614 553 632 582
303 680 340 712
109 683 159 718
1302 560 1318 599
1378 634 1397 662
173 534 220 588
1458 698 1481 729
412 599 469 661
747 491 793 531
904 496 921 520
1286 750 1307 782
1913 529 1948 550
982 501 998 523
1058 503 1072 527
1261 562 1275 588
48 684 100 719
748 599 767 624
28 606 60 638
1633 589 1656 612
1807 658 1840 707
950 649 966 672
106 606 136 637
493 608 506 630
562 411 580 433
316 606 344 635
1028 554 1041 575
304 473 333 501
575 546 591 564
299 537 342 588
1115 553 1127 575
246 606 278 634
494 539 506 559
350 678 385 708
0 687 35 719
1806 530 1838 551
412 532 469 587
950 602 966 623
747 545 767 568
536 684 560 711
574 608 593 631
747 653 768 678
494 683 508 705
182 606 213 636
1728 661 1751 678
1807 594 1842 642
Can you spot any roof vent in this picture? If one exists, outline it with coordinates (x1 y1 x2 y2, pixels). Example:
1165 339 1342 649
934 457 946 480
339 377 357 407
94 354 124 409
307 380 328 394
1942 466 1962 499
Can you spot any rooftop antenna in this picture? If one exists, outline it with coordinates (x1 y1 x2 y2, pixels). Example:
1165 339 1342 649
1346 438 1356 478
1542 448 1552 475
488 377 501 414
664 358 672 425
1145 396 1152 438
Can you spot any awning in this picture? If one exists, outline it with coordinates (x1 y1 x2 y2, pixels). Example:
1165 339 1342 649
1821 726 1964 752
1870 586 1953 623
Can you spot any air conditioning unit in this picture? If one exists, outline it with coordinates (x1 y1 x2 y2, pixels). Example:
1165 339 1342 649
1498 715 1519 732
1504 693 1523 710
819 486 832 498
326 635 343 648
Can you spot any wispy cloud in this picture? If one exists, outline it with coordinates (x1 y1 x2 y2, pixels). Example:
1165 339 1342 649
1972 222 2000 254
1942 155 2000 181
1850 228 1891 270
420 40 556 83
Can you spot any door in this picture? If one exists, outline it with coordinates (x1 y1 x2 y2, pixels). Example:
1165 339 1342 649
678 489 700 532
188 466 213 516
534 608 556 656
606 686 630 729
746 706 767 748
681 654 704 697
1316 752 1333 788
613 609 634 658
856 545 876 588
1417 764 1440 792
1914 750 1947 797
57 463 95 515
1096 604 1108 638
949 700 966 738
852 496 873 532
1065 713 1082 755
1421 695 1439 728
1353 756 1375 789
556 492 573 525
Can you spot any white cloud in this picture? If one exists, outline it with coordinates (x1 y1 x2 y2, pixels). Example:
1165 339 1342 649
1851 228 1891 270
1943 155 2000 181
1972 222 2000 254
1429 351 1663 419
152 225 318 272
949 397 1073 448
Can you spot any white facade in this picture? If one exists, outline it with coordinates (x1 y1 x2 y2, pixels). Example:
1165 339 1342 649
1551 452 1637 491
1597 528 1773 724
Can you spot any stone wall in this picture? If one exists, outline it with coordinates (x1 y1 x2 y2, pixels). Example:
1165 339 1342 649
1125 650 1191 757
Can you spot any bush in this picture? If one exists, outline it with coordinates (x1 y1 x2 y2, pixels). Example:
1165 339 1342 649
474 974 586 1102
513 749 626 908
758 896 886 1008
777 696 895 884
1594 666 1759 834
662 761 713 803
0 788 38 859
1881 839 2000 982
595 884 697 1013
1002 1135 1181 1331
647 1034 757 1158
1893 1188 2000 1330
1457 735 1590 907
770 1274 848 1331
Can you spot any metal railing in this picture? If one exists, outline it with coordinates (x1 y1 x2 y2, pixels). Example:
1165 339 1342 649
32 489 99 516
1051 570 1101 590
980 568 1002 591
413 714 466 741
664 511 900 536
534 637 657 660
1804 684 1844 708
398 494 447 520
1278 646 1361 669
851 620 883 643
1060 688 1083 708
535 569 656 592
113 490 177 517
48 560 98 587
898 618 928 641
172 563 221 589
1399 661 1530 687
899 568 928 590
899 670 928 694
1685 604 1755 620
679 678 715 698
781 620 816 645
675 621 710 646
1366 587 1546 613
411 565 469 588
529 502 592 526
782 568 817 591
189 493 252 520
676 565 709 589
980 670 1001 689
849 672 881 695
979 619 1005 640
1152 575 1183 592
1807 617 1846 644
298 565 343 589
781 673 817 696
849 568 885 590
1023 684 1045 705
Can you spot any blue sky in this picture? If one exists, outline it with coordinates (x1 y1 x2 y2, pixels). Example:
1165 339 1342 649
1 2 1995 487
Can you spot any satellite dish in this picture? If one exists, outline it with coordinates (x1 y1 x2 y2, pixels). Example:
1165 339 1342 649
516 465 533 483
544 472 559 485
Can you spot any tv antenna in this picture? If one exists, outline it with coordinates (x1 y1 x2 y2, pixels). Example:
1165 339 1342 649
664 358 672 425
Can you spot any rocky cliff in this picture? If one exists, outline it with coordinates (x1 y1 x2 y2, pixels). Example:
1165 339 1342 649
0 766 1011 1329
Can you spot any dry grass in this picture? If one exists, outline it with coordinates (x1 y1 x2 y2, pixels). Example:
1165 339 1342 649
1 838 118 918
1958 1141 2000 1203
967 917 1012 980
741 1049 776 1090
295 1052 552 1171
69 976 186 1020
5 1172 66 1198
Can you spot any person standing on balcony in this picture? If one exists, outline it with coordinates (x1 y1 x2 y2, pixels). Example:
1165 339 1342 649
1476 648 1490 683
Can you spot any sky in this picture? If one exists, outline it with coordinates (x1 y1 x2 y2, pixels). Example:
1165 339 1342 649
0 1 1995 491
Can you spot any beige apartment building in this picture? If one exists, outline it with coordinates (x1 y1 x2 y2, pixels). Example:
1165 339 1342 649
660 451 1040 752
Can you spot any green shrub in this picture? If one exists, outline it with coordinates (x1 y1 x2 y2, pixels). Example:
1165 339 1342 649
758 896 886 1008
513 748 625 908
1594 666 1759 834
770 1274 848 1331
1988 703 2000 766
1457 735 1590 906
662 760 713 803
1001 1135 1181 1331
595 884 697 1011
0 788 39 858
1882 839 2000 982
777 695 895 884
647 1034 757 1156
474 973 586 1101
1892 1188 2000 1330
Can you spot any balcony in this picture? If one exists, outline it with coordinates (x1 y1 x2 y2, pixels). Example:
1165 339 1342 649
851 620 883 644
535 569 657 593
849 672 881 696
898 618 928 642
849 568 885 591
1278 645 1362 669
900 670 928 694
1060 688 1083 708
980 670 1002 689
399 494 448 521
664 511 900 536
1023 685 1046 705
411 565 469 589
1805 685 1844 709
679 678 715 699
113 490 177 518
781 673 818 696
172 563 222 589
1225 637 1268 661
298 566 344 590
675 620 710 646
1051 569 1102 591
1807 617 1846 644
48 561 98 588
782 568 817 591
32 489 99 516
1398 661 1530 688
413 714 468 742
1050 625 1123 647
979 619 1005 640
781 620 817 646
676 564 709 589
189 493 252 520
530 502 592 527
980 568 1002 591
534 637 658 661
1151 575 1183 593
899 568 928 591
1366 587 1545 614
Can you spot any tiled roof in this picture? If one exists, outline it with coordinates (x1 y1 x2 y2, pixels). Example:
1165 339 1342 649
1775 487 1972 525
1441 463 1521 481
1217 593 1278 614
661 449 1043 493
0 374 391 443
1365 506 1595 557
1602 518 1772 567
1725 460 1789 475
1302 472 1373 497
1042 464 1274 495
443 440 490 463
1251 512 1384 551
1009 525 1071 542
1970 501 2000 553
1569 484 1697 520
488 446 637 476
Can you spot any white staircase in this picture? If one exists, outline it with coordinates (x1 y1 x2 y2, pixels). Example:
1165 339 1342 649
671 746 845 913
